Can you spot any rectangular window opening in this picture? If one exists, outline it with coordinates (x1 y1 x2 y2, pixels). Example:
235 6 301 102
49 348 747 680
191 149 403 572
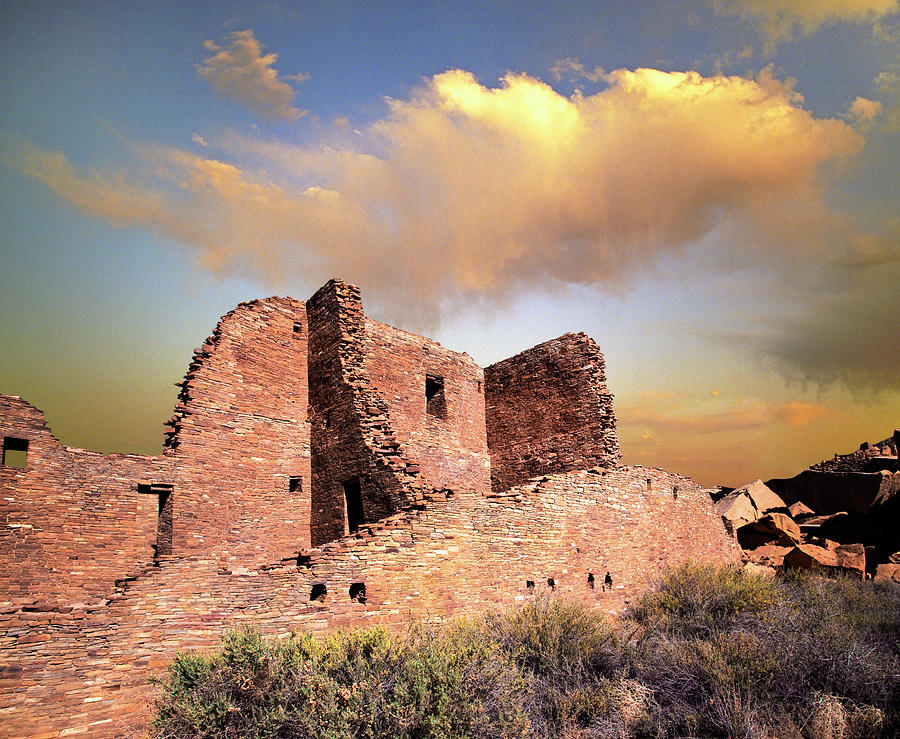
292 320 303 336
1 437 29 468
139 483 174 557
425 374 446 419
343 476 364 534
289 476 303 493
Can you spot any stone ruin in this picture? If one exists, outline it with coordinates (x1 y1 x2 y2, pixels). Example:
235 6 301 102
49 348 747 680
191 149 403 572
716 430 900 580
0 279 738 738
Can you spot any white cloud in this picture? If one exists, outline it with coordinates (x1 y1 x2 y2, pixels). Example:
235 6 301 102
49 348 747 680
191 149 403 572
196 29 306 122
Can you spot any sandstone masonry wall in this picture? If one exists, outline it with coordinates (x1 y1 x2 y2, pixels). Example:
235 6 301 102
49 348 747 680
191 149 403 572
485 333 621 491
0 396 170 608
0 464 738 739
166 297 311 564
0 279 740 739
364 318 489 494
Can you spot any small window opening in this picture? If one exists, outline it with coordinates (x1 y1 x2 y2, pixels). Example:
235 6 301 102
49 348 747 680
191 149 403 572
477 380 483 393
1 437 28 468
139 483 174 557
603 572 613 591
349 582 367 602
310 583 327 602
293 321 303 335
343 476 364 534
289 476 303 493
646 478 653 491
672 485 679 500
547 577 556 591
425 374 446 418
526 580 535 593
587 572 595 589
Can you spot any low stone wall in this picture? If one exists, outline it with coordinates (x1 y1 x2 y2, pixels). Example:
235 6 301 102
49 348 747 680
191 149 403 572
0 464 738 738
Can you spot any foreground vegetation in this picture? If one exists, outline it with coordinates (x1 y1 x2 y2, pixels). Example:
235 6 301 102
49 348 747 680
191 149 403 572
152 564 900 739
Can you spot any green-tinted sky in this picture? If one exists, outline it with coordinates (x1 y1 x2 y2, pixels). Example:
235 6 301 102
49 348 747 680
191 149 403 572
2 0 898 487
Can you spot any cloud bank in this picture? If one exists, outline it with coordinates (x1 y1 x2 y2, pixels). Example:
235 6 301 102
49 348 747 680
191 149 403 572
712 0 899 47
197 30 307 121
11 66 889 390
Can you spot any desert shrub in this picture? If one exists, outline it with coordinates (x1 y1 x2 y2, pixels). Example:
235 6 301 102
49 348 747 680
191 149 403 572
151 623 527 739
486 596 627 737
152 570 900 739
629 562 780 637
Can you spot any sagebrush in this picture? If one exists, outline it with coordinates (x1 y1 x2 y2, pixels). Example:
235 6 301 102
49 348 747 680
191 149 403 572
152 565 900 739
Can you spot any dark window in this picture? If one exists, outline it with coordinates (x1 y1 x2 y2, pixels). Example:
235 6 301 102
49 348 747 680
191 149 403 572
289 476 303 493
547 577 556 591
1 437 28 468
587 572 595 589
672 485 679 500
139 483 174 557
425 374 446 418
343 477 364 534
349 582 367 602
293 321 303 335
526 580 535 593
646 478 653 491
310 583 327 601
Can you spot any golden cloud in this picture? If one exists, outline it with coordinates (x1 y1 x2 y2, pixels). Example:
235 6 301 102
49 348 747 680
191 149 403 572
712 0 899 48
9 67 863 321
196 29 307 122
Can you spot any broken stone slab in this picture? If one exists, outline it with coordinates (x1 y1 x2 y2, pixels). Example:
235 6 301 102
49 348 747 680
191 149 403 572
874 563 900 582
744 544 792 567
737 513 802 549
716 491 758 533
783 543 865 577
788 500 815 519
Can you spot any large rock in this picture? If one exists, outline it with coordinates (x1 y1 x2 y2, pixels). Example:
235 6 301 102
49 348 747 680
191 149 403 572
875 563 900 582
783 543 865 578
716 479 787 534
737 513 802 549
737 479 787 514
788 500 815 518
716 491 759 533
744 544 792 567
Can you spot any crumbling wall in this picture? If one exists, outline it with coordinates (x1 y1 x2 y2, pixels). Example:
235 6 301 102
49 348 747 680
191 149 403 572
364 318 490 494
0 396 170 607
165 297 311 563
485 333 620 492
307 281 427 546
0 464 738 739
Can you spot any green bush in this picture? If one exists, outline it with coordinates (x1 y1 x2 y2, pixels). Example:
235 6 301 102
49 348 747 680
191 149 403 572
151 624 526 739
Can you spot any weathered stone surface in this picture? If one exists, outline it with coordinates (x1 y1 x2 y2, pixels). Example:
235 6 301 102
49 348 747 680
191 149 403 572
784 544 840 571
0 278 739 739
783 543 865 577
744 544 792 567
737 512 802 549
716 490 759 532
875 563 900 582
737 479 787 514
788 500 815 518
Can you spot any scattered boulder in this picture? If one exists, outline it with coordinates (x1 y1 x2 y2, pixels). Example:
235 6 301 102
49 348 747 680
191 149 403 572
737 513 802 549
788 500 815 519
716 479 787 535
783 543 865 578
744 544 792 567
874 563 900 583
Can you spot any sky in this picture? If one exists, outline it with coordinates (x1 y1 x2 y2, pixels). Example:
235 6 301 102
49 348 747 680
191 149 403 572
1 0 898 488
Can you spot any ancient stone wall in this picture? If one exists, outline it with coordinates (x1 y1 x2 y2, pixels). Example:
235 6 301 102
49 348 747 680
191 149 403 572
0 464 738 739
307 281 427 546
364 318 489 494
485 333 620 491
166 297 311 564
0 396 170 608
0 278 742 739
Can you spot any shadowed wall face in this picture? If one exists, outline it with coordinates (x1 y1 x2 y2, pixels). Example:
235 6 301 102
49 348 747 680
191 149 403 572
485 332 621 492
